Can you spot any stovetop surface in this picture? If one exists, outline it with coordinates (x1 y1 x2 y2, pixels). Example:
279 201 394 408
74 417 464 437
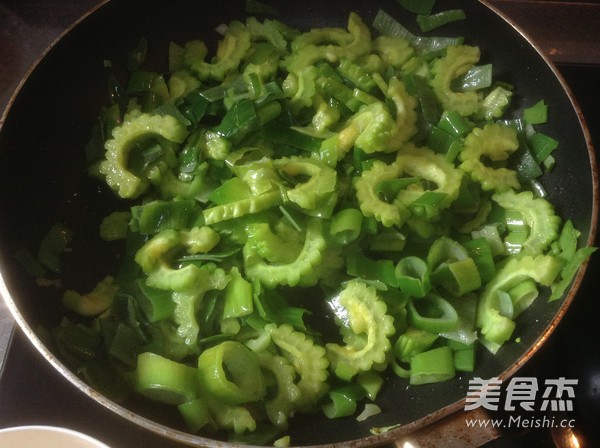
1 2 599 447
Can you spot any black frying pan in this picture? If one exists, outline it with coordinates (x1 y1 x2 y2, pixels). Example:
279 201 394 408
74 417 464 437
0 0 597 446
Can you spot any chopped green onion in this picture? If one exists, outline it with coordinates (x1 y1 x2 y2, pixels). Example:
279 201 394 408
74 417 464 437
397 0 436 15
528 132 559 164
223 267 253 319
549 246 597 301
408 294 459 333
373 9 462 54
395 256 431 298
395 327 438 363
197 341 266 405
37 223 73 274
409 346 455 385
463 237 495 283
369 231 407 252
323 384 365 419
523 100 548 125
356 371 384 401
178 399 214 433
417 9 466 32
449 341 476 372
136 352 197 405
438 110 471 137
450 64 492 92
329 208 363 245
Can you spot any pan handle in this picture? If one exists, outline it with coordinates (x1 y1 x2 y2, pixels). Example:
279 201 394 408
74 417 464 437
389 408 501 448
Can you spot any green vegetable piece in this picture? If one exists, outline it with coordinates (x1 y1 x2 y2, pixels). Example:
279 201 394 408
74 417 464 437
184 21 252 81
222 267 253 319
267 323 330 411
99 112 188 199
135 227 221 291
178 398 215 433
417 9 466 33
550 245 597 302
204 394 257 434
329 208 363 245
395 256 431 298
258 351 302 429
476 255 562 352
355 160 410 228
523 100 548 125
409 346 455 385
171 264 230 346
395 327 438 363
459 123 520 192
398 0 435 15
326 280 396 375
430 45 481 116
386 77 419 149
244 218 327 288
373 35 414 69
479 85 513 120
528 131 559 164
203 191 282 225
285 12 371 74
492 189 561 256
408 294 459 333
348 102 397 153
136 352 197 405
63 276 118 317
451 343 476 372
130 198 202 235
198 341 266 405
322 384 364 419
426 236 482 295
37 222 73 274
356 371 384 401
99 211 131 241
395 145 463 210
276 156 337 210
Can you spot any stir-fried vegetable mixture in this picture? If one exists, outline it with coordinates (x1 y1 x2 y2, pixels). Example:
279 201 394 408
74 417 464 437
29 4 595 445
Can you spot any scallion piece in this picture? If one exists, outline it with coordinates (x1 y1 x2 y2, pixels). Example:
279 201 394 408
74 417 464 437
397 0 436 15
416 9 466 32
37 223 73 274
523 100 548 125
409 346 455 385
197 341 266 405
329 208 363 245
508 279 539 317
450 64 492 92
395 256 431 298
136 352 197 405
222 267 253 319
356 371 384 401
395 327 438 363
448 340 476 372
136 279 175 322
408 294 459 333
463 237 495 283
178 398 215 433
373 9 462 54
322 384 365 419
438 110 471 137
528 132 559 164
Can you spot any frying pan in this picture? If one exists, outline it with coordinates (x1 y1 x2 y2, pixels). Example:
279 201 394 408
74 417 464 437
0 0 597 446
